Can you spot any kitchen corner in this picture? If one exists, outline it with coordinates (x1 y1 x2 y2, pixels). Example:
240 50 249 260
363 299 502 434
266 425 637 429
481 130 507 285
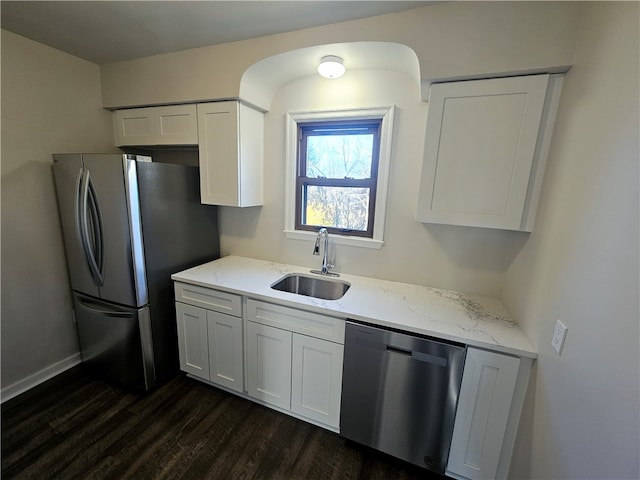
172 254 536 478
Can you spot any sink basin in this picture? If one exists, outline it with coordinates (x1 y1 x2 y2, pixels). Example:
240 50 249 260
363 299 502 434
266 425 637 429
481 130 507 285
271 274 350 300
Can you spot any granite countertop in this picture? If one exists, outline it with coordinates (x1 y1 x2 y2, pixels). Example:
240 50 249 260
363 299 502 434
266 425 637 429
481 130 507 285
171 255 537 358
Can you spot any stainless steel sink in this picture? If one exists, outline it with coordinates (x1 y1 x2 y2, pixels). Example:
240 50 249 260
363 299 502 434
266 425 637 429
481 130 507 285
270 274 350 300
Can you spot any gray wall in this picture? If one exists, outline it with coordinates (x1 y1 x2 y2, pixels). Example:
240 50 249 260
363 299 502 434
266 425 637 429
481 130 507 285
1 29 116 395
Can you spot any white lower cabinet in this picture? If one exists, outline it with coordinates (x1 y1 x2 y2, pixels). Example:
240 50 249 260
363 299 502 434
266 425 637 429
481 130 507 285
447 348 521 480
207 310 244 393
174 280 531 465
174 282 243 393
245 299 345 430
291 333 343 428
246 321 292 410
175 302 210 379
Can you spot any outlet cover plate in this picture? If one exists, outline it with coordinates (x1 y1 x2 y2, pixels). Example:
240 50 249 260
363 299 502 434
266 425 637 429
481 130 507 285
551 320 568 354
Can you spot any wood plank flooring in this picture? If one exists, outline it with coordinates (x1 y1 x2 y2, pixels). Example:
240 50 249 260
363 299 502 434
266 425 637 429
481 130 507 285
2 367 445 479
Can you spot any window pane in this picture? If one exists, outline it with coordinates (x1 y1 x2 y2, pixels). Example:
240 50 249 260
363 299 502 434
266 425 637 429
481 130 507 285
306 134 374 179
304 186 370 231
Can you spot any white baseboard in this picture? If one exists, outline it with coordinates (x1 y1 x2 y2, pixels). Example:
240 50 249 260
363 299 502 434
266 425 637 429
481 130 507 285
1 353 82 403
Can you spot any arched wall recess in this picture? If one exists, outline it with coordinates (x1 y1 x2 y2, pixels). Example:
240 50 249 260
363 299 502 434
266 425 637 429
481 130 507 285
239 41 422 111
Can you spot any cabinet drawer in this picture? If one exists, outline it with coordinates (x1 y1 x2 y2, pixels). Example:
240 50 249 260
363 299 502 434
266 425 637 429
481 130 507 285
246 299 345 344
174 282 242 317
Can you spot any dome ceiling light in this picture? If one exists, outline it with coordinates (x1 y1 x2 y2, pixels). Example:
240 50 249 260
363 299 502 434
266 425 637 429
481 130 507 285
317 55 345 79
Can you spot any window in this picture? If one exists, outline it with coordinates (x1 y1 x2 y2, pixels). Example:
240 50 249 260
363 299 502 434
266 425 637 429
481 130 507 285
296 120 381 237
285 107 395 249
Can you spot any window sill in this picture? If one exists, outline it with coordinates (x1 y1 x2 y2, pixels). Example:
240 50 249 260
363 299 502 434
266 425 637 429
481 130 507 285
283 230 384 250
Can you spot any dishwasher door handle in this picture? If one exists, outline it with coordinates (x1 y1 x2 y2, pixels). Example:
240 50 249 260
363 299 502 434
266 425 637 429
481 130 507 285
386 344 448 367
386 345 412 356
357 334 449 367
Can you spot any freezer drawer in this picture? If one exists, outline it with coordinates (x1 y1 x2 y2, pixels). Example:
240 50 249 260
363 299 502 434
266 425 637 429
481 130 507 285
73 292 155 391
340 321 466 474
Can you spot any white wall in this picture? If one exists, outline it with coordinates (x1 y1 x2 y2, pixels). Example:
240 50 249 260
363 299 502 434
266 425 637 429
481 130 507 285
502 3 639 479
218 69 514 295
1 30 116 396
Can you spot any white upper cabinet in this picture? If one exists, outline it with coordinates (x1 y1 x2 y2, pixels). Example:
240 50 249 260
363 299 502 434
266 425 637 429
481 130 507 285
417 74 563 231
114 104 198 146
197 101 264 207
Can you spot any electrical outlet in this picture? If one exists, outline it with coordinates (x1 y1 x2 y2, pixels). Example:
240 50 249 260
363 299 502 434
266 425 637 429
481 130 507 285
551 320 568 355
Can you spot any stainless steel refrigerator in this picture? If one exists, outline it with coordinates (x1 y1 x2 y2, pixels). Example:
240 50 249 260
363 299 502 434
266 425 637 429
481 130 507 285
52 153 220 391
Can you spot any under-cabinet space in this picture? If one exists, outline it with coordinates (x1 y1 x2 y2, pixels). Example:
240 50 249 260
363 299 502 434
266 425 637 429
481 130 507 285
417 74 563 231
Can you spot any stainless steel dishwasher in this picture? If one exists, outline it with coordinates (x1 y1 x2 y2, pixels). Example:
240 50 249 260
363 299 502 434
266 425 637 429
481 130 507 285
340 321 466 474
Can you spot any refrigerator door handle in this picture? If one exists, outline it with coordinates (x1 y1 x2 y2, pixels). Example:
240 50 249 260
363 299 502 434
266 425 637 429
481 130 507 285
87 171 105 283
77 168 104 286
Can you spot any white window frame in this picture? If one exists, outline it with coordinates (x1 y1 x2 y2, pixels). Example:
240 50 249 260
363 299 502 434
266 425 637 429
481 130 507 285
284 106 395 249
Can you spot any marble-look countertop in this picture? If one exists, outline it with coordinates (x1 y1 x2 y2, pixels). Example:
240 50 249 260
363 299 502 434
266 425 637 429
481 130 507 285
172 255 537 358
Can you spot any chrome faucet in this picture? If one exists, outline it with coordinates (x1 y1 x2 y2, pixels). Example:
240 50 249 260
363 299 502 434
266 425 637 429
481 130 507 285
311 228 338 276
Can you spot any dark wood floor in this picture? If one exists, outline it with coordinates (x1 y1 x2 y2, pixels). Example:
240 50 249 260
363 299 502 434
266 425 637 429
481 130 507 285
2 366 445 480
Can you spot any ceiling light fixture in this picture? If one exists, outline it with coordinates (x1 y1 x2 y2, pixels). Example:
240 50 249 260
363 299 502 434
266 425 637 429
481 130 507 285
317 55 345 79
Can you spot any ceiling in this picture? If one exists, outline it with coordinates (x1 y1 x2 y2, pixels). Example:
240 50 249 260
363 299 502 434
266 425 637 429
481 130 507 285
1 1 434 65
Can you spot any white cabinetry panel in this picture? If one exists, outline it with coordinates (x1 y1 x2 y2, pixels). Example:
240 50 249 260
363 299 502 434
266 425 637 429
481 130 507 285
175 285 243 390
246 321 292 410
417 74 562 231
114 107 154 145
447 348 520 480
155 105 198 144
175 282 241 317
291 333 343 429
197 101 263 206
114 105 197 146
207 310 243 393
246 299 344 343
175 302 209 379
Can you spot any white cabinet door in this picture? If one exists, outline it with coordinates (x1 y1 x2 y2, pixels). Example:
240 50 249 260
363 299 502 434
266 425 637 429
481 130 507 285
114 105 197 146
175 302 210 379
114 108 155 146
154 105 198 145
197 101 263 207
291 333 343 429
207 310 243 393
447 348 520 480
246 321 292 410
417 75 553 231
